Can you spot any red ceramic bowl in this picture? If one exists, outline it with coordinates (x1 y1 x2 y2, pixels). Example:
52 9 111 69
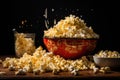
43 37 98 59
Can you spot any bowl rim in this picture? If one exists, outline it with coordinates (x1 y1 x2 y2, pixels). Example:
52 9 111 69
43 36 99 40
93 55 120 59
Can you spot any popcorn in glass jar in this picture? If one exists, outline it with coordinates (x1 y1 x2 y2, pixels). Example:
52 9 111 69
14 32 36 57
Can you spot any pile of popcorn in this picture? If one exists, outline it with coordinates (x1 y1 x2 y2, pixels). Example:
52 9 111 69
2 46 96 75
15 33 36 57
94 50 120 58
0 47 114 75
44 15 99 39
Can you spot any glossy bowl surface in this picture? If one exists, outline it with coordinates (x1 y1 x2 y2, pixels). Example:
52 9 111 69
43 37 98 59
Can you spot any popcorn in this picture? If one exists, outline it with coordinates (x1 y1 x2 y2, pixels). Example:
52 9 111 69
15 69 27 75
0 71 6 76
0 59 2 64
33 69 40 75
52 68 59 75
2 46 96 75
44 15 99 39
99 67 111 73
95 50 120 58
93 67 99 74
93 66 111 74
71 69 78 76
15 33 36 57
8 65 16 71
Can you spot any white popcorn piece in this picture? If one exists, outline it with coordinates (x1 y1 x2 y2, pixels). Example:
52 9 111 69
0 71 6 75
68 65 74 72
100 67 111 73
99 69 106 74
2 60 9 68
71 69 78 76
93 67 99 74
15 69 26 75
33 69 40 75
8 65 16 71
39 63 46 73
0 59 2 64
52 69 59 75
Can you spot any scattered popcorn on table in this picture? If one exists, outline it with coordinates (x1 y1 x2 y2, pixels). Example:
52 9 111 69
93 66 111 74
99 67 111 73
2 46 97 75
2 47 114 75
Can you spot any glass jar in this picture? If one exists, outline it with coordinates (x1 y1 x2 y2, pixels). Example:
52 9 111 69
14 32 36 57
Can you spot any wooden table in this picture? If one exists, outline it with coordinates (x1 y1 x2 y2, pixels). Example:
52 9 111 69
0 55 120 80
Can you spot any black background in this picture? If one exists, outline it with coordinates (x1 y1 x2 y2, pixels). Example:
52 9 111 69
0 0 120 55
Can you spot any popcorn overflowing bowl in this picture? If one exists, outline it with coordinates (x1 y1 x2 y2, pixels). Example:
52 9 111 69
43 15 99 59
